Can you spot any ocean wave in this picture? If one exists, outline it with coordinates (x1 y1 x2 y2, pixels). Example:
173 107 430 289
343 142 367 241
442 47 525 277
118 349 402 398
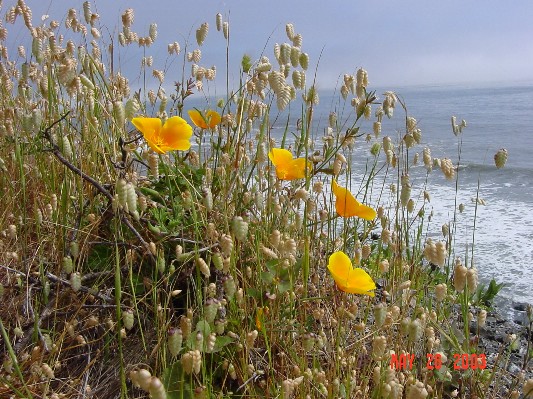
458 162 533 175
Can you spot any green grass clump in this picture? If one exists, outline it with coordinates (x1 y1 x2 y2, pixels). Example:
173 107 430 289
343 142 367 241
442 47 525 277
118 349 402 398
0 2 530 399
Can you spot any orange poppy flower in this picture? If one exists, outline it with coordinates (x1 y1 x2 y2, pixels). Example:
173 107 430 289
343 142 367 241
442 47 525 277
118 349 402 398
332 179 376 220
188 109 221 129
327 251 376 296
131 116 193 154
268 148 310 180
256 306 269 330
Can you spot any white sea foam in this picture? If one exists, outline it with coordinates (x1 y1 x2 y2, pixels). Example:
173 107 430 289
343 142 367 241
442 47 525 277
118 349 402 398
426 181 533 307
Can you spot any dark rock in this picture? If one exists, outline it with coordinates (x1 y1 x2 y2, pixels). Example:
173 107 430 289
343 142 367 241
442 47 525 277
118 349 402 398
466 304 533 394
483 332 496 341
512 302 528 312
507 363 521 374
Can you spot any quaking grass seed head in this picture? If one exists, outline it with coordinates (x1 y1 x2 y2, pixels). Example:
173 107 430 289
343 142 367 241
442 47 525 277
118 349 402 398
70 272 81 292
196 257 210 278
435 283 447 302
122 309 134 330
453 260 467 293
494 148 508 168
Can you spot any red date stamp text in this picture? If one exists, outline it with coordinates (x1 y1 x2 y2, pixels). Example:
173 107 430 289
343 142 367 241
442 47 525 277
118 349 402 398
390 353 487 370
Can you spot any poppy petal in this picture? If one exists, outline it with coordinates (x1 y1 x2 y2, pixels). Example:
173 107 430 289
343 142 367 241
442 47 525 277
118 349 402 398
132 117 161 143
206 110 221 128
332 179 360 217
346 268 377 291
160 116 193 151
256 308 264 330
327 251 376 296
341 284 376 296
332 179 376 220
355 203 377 221
146 141 166 154
170 139 192 152
327 251 353 285
268 149 309 180
289 158 309 179
188 109 208 129
268 148 294 167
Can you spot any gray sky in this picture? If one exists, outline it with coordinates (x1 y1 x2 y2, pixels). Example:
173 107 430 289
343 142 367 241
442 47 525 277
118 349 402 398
11 1 533 88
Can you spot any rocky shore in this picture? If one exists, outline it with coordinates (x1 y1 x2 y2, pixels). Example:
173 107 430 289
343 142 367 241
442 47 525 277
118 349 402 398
475 300 532 397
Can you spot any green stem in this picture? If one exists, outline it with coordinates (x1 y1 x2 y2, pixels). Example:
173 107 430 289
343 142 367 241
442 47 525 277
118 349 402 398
0 317 34 398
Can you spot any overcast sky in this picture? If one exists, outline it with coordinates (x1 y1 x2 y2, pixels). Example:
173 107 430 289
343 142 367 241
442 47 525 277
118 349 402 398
10 1 533 89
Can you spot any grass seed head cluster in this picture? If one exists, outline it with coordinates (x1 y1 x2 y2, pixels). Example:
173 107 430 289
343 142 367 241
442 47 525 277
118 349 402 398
0 1 528 399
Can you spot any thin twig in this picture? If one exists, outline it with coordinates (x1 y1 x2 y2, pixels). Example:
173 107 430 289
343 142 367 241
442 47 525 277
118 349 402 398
237 371 263 392
86 241 136 247
0 263 34 280
41 114 155 263
80 350 91 399
41 113 113 202
45 272 113 303
0 264 114 304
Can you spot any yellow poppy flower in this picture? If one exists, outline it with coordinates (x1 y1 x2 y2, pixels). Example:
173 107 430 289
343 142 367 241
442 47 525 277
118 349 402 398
188 109 221 129
268 148 310 180
131 116 193 154
332 179 376 220
327 251 376 296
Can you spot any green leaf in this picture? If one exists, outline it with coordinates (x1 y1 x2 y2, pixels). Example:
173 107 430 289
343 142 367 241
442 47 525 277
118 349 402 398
279 257 302 281
278 280 292 294
138 186 164 201
162 362 193 399
265 259 279 274
86 244 113 272
128 273 145 296
433 366 452 382
472 278 505 307
247 287 262 300
211 336 234 353
339 382 347 398
260 271 274 285
195 320 211 337
183 320 210 350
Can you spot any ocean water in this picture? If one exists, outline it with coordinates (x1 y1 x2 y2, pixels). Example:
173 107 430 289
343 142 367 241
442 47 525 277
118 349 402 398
314 84 533 309
407 85 533 309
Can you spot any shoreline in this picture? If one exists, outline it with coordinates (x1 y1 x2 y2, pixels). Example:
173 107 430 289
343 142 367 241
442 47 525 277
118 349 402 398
474 299 532 395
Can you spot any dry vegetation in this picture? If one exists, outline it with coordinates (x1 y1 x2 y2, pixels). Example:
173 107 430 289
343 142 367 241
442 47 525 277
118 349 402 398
0 1 531 398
